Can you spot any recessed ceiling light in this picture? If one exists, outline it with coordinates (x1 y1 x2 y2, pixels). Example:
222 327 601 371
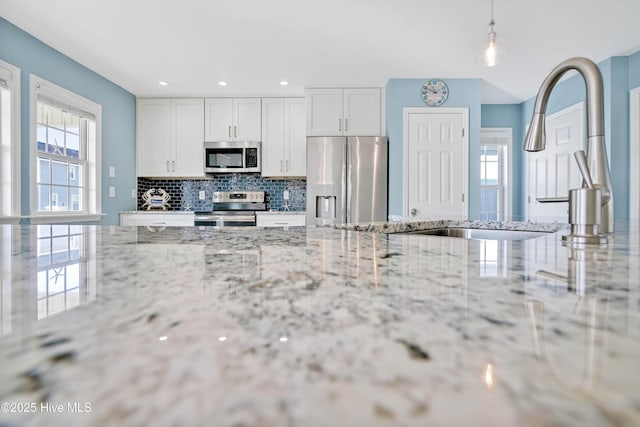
158 81 169 86
280 81 289 86
218 81 228 86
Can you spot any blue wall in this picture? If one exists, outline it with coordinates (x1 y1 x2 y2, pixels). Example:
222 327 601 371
629 50 640 90
0 17 136 225
480 104 525 219
385 78 482 218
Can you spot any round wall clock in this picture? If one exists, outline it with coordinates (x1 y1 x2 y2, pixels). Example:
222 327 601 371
421 79 449 106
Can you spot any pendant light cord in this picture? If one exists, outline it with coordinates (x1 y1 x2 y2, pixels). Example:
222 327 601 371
489 0 495 29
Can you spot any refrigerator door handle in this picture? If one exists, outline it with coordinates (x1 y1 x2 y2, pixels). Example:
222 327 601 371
345 139 352 223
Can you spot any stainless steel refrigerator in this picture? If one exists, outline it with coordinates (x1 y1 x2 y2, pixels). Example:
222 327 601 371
306 136 388 226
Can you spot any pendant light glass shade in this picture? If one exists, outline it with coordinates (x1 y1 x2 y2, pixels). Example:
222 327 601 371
478 0 506 67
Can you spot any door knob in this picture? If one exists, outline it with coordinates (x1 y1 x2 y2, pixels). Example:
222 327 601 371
411 208 417 217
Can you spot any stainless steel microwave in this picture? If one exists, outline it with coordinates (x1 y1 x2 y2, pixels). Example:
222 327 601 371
204 141 261 174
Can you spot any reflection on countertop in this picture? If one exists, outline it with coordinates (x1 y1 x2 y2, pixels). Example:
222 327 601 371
0 223 638 426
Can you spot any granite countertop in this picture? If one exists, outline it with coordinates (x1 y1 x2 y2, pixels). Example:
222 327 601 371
0 223 638 426
119 210 195 215
333 218 569 234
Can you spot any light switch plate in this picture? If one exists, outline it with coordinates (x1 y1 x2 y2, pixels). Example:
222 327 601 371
109 166 116 178
131 189 136 199
109 186 116 198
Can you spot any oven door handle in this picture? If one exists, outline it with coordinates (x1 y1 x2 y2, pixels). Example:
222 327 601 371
195 215 255 222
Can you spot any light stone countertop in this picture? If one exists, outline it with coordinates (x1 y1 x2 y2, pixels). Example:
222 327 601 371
0 223 638 426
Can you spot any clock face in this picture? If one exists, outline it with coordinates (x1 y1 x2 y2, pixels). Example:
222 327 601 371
421 79 449 106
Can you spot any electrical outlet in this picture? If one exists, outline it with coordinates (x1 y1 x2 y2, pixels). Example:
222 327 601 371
283 190 290 200
109 186 116 198
109 166 116 178
199 190 206 200
131 189 136 199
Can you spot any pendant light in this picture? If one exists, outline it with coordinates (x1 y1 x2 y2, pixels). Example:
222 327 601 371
480 0 506 67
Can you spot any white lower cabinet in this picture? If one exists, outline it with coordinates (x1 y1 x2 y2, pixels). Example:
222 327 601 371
120 212 195 227
256 214 306 227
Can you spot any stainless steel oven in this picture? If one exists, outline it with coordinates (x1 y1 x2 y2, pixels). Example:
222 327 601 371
194 191 266 227
204 141 261 174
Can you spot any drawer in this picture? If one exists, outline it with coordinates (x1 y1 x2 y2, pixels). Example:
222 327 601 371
256 214 306 227
120 213 194 227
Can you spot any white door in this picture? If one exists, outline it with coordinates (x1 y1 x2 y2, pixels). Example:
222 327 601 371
204 98 233 141
343 88 381 136
630 87 640 222
172 98 204 177
234 98 261 141
405 108 468 220
526 103 583 222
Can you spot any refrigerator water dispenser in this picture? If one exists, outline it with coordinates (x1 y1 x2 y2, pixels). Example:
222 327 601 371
316 196 336 219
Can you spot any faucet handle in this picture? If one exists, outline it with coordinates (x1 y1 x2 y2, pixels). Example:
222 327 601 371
574 150 594 189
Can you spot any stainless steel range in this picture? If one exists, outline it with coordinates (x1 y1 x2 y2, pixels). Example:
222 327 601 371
194 191 266 227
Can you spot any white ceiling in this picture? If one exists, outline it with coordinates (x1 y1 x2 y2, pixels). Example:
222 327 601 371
2 0 640 103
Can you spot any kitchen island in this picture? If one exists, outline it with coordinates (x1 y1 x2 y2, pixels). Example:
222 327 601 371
0 223 638 426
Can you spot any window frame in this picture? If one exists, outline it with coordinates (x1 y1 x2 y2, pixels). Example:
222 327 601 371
0 59 21 224
480 128 512 222
29 75 102 223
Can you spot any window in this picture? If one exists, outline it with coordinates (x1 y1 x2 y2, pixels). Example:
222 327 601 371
480 129 511 221
0 59 20 222
30 76 101 223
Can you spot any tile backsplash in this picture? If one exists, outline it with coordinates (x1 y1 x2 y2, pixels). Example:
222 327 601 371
137 175 306 212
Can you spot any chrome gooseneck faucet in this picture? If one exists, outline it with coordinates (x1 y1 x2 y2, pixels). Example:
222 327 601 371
524 57 614 236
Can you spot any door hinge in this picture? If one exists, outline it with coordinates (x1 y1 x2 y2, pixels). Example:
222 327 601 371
528 196 531 203
462 128 465 137
462 193 465 203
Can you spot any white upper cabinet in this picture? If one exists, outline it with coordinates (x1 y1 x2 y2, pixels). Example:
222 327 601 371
262 98 306 177
305 88 381 136
137 98 204 177
343 88 381 135
137 99 171 177
205 98 261 141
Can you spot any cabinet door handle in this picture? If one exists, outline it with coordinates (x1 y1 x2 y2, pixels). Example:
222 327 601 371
228 126 231 138
166 161 170 172
338 118 342 131
345 118 348 131
172 160 176 172
234 126 237 137
280 160 284 172
285 160 289 172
